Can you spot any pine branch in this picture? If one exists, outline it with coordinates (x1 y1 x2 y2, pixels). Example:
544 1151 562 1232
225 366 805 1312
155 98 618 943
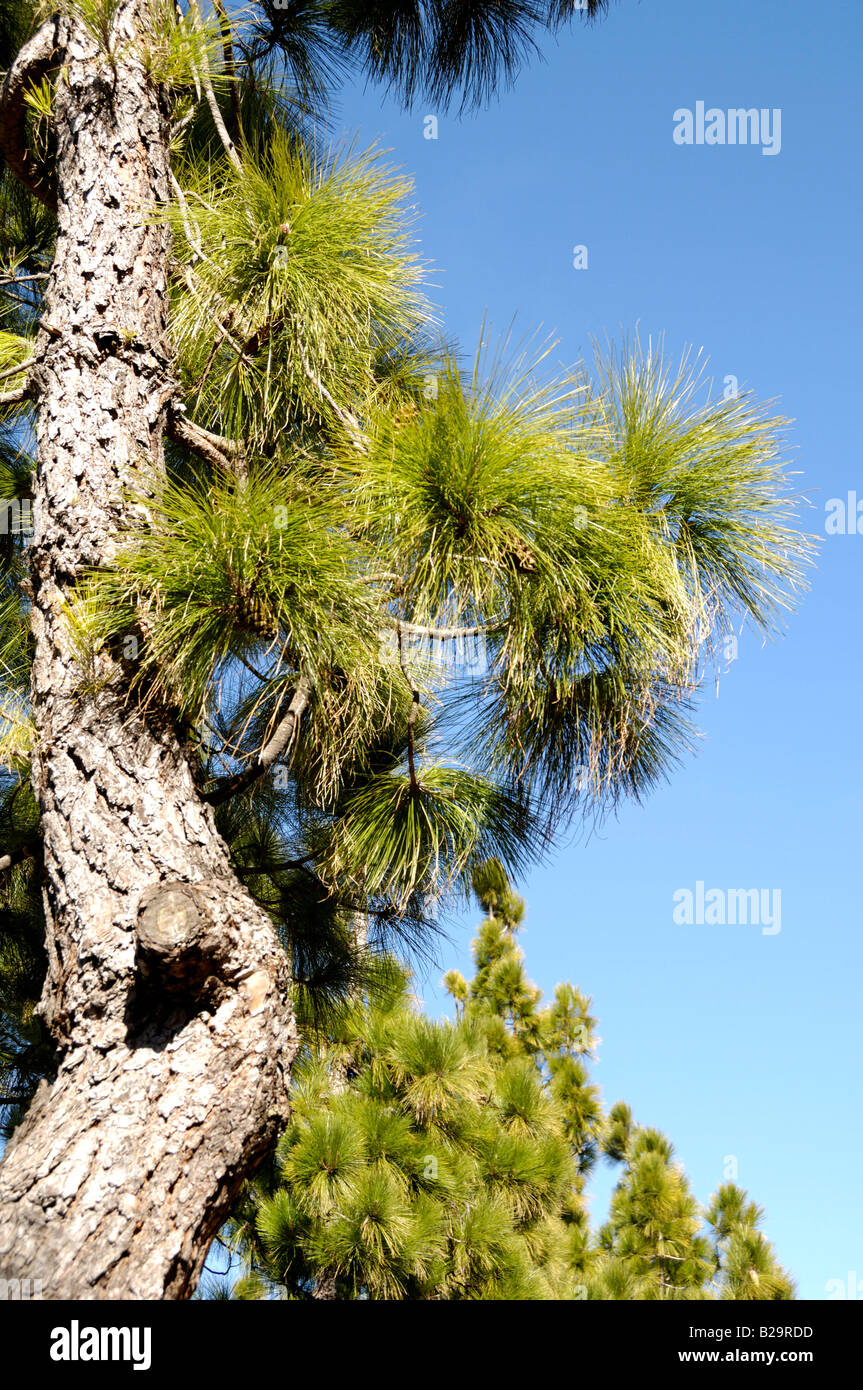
397 622 421 794
0 842 35 872
297 345 366 453
399 620 503 641
232 855 315 876
203 673 312 805
0 357 35 384
213 0 244 149
0 272 48 288
0 17 61 210
189 1 243 174
167 406 245 475
170 172 208 266
208 295 367 452
0 385 29 407
170 106 197 142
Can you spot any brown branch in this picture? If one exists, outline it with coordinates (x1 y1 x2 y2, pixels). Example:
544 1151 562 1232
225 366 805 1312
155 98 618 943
213 0 244 149
0 843 35 872
167 407 245 476
399 620 503 641
0 18 61 210
397 623 421 795
189 1 242 174
0 355 35 384
0 271 48 287
203 672 312 806
0 385 30 407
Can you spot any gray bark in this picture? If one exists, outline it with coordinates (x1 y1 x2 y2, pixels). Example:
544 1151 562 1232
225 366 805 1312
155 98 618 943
0 5 297 1298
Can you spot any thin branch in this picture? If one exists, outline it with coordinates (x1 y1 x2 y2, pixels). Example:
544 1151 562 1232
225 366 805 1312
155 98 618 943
235 649 271 683
189 1 243 174
207 294 368 454
399 620 503 641
0 356 34 384
170 170 208 265
0 272 48 287
0 17 61 210
233 855 315 877
397 623 421 795
213 0 244 149
170 105 197 143
176 268 251 406
199 716 247 763
203 672 312 806
0 386 29 407
0 844 34 872
297 344 366 453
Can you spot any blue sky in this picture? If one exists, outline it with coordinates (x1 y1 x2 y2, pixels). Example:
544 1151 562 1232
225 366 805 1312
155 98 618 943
334 0 862 1299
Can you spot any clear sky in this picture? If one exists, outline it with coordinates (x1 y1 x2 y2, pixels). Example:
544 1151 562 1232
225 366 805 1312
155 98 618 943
334 0 863 1300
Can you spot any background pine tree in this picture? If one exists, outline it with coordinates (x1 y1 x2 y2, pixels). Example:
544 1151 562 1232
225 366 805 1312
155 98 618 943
209 864 793 1300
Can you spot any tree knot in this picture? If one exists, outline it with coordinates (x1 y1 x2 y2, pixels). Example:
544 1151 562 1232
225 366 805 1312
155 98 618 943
135 882 229 996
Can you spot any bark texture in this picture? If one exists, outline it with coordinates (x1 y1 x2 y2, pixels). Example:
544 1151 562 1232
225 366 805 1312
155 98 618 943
0 6 297 1298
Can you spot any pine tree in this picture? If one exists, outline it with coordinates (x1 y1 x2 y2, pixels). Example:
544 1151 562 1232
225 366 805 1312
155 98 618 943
0 1 810 1296
224 866 601 1299
219 865 792 1301
705 1183 795 1301
590 1136 795 1301
594 1119 715 1299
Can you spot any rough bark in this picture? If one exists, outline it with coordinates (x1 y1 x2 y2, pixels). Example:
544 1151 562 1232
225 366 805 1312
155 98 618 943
0 5 297 1298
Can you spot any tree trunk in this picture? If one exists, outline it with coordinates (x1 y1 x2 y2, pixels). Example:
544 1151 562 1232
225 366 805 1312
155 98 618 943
0 6 297 1298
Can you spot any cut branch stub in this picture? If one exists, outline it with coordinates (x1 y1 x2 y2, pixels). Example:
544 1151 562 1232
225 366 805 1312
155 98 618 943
135 882 230 996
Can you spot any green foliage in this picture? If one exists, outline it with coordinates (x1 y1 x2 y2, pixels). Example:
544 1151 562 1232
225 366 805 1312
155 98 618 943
325 765 534 905
166 129 428 447
706 1183 794 1300
218 865 793 1301
320 0 611 112
70 463 381 722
